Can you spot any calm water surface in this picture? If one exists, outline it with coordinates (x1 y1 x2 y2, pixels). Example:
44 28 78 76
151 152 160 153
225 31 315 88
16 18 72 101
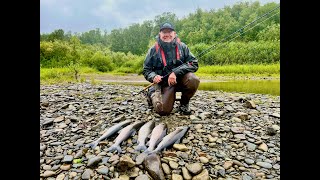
105 79 280 96
198 80 279 96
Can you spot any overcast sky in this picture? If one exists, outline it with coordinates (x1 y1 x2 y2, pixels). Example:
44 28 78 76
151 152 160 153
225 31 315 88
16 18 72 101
40 0 280 34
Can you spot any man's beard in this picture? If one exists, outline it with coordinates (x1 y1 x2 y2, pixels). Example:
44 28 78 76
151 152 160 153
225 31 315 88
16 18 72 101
159 37 176 51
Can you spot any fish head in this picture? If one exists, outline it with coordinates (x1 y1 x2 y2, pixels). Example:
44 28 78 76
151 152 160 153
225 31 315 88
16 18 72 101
133 121 146 129
150 120 156 128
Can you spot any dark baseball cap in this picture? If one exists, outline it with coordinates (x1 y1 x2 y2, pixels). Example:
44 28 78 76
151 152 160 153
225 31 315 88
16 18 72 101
160 22 175 31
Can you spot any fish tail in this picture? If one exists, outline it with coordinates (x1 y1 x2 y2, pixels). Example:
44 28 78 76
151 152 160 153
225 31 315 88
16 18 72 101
143 149 149 154
107 144 122 153
135 144 147 152
87 141 98 149
146 149 158 155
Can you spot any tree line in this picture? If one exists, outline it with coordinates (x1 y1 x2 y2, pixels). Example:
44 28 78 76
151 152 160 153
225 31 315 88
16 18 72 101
40 1 280 73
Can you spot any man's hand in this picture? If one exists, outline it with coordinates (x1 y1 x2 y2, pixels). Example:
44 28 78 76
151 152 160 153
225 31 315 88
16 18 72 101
153 75 162 84
168 72 177 86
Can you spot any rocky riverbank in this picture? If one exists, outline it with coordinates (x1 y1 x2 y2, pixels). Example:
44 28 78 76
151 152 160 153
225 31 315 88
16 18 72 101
40 83 280 180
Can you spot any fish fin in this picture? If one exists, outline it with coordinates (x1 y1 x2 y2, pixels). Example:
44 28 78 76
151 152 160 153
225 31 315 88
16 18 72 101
146 140 150 146
117 129 122 134
147 133 151 139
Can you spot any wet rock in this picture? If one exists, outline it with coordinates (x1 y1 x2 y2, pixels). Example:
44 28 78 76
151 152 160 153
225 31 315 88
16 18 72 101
233 160 244 167
173 144 188 151
43 165 51 170
109 154 120 162
231 127 245 134
182 167 192 180
258 143 268 152
96 166 109 175
119 175 130 180
273 164 280 169
234 112 249 120
256 162 272 169
272 124 280 131
169 161 179 169
162 163 171 175
186 163 203 175
172 173 183 180
60 164 71 171
234 134 246 140
192 169 209 180
127 167 140 177
242 174 252 180
56 173 65 180
244 158 255 164
42 170 56 177
270 113 280 118
199 157 209 164
218 168 225 177
117 155 135 171
81 169 93 179
266 127 277 136
87 156 102 167
246 142 257 151
223 161 233 170
244 101 256 109
54 116 64 123
62 155 73 163
135 174 151 180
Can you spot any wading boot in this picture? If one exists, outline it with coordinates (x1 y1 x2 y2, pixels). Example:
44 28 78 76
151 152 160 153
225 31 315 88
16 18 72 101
179 103 191 115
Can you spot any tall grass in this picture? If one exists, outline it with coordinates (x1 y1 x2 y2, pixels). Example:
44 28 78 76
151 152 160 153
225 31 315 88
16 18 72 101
40 67 99 84
196 63 279 76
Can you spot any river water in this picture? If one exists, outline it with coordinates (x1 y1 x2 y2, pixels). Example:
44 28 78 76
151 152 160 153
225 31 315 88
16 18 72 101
103 79 280 96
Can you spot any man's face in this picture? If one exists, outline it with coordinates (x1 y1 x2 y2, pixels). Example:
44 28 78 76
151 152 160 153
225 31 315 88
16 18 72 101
159 28 176 42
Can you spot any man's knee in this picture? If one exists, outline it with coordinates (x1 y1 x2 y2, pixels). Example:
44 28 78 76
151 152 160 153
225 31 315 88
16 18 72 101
155 108 172 116
154 102 173 116
185 73 200 90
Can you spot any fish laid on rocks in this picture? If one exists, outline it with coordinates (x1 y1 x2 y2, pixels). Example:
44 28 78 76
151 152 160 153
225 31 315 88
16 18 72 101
86 120 132 149
107 121 145 153
135 120 155 151
148 126 189 154
144 123 167 153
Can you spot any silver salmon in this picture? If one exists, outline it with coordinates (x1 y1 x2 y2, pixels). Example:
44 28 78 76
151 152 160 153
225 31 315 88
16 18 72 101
135 120 155 151
107 121 145 153
144 123 167 153
148 126 189 154
86 120 132 149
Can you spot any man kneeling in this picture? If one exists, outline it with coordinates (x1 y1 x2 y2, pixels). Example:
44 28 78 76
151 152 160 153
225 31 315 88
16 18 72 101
142 22 200 116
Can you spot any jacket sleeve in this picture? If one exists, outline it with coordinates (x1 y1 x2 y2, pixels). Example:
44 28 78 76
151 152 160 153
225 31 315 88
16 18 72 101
143 47 157 83
172 43 199 78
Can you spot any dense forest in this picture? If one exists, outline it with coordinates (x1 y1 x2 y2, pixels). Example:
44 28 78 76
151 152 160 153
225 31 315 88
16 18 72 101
40 1 280 74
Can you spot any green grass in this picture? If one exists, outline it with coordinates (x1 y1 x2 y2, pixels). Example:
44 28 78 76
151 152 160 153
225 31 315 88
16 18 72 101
40 66 100 84
195 63 280 77
40 63 280 84
199 80 280 96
